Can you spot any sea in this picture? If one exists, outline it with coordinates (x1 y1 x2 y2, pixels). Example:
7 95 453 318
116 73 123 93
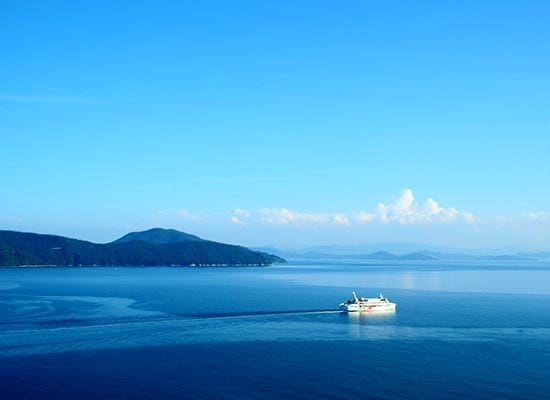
1 260 550 399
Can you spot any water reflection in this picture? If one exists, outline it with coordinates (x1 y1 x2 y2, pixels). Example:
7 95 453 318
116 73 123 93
344 311 397 338
345 310 397 323
267 268 550 295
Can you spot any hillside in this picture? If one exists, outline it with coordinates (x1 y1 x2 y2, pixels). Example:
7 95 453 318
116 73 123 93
114 228 202 244
0 229 285 267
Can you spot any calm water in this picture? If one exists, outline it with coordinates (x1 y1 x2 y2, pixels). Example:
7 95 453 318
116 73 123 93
1 261 550 399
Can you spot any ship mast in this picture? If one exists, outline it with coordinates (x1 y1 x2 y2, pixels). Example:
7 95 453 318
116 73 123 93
352 291 360 303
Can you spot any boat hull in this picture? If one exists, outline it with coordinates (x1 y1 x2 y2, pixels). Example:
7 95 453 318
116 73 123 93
340 303 396 313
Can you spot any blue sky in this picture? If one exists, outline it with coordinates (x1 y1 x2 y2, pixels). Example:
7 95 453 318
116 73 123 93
1 1 549 249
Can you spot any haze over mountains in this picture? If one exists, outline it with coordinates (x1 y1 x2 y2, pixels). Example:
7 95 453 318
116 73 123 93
257 243 550 262
0 228 284 267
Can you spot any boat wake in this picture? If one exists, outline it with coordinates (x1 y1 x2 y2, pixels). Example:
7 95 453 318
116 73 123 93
179 309 341 320
2 314 550 358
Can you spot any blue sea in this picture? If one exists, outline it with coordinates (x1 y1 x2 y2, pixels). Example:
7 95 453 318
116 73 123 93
1 260 550 399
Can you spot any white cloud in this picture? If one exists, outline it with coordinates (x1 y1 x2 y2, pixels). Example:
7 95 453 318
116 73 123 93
376 203 389 223
176 189 478 228
525 211 550 221
394 188 415 214
230 216 246 225
258 208 331 225
463 212 477 223
234 208 250 218
495 215 513 225
374 188 476 224
333 213 350 225
229 208 352 226
356 211 375 223
424 198 441 215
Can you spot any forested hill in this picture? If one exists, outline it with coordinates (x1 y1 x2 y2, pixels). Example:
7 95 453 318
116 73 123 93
114 228 203 244
0 229 285 267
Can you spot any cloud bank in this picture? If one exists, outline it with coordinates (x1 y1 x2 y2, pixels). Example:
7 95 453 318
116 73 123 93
525 211 550 222
375 189 476 224
229 189 476 226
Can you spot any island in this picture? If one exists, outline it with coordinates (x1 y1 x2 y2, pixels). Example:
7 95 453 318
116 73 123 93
0 228 285 267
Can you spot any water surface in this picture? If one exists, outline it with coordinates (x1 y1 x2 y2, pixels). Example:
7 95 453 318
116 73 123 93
1 261 549 399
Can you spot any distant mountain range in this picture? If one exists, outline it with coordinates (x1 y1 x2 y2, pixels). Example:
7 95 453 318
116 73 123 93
0 228 285 267
260 242 550 257
255 246 550 262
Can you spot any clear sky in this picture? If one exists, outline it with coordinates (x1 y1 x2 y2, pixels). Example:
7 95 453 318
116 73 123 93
1 1 549 250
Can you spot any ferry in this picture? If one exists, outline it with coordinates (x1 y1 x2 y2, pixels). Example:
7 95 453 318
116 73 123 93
339 291 396 313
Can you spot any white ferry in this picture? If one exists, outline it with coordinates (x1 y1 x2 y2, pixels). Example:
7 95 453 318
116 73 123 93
339 291 396 313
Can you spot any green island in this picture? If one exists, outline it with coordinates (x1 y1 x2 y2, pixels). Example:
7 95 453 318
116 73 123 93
0 228 285 267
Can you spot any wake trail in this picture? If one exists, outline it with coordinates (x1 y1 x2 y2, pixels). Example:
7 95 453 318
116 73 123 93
178 309 342 320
